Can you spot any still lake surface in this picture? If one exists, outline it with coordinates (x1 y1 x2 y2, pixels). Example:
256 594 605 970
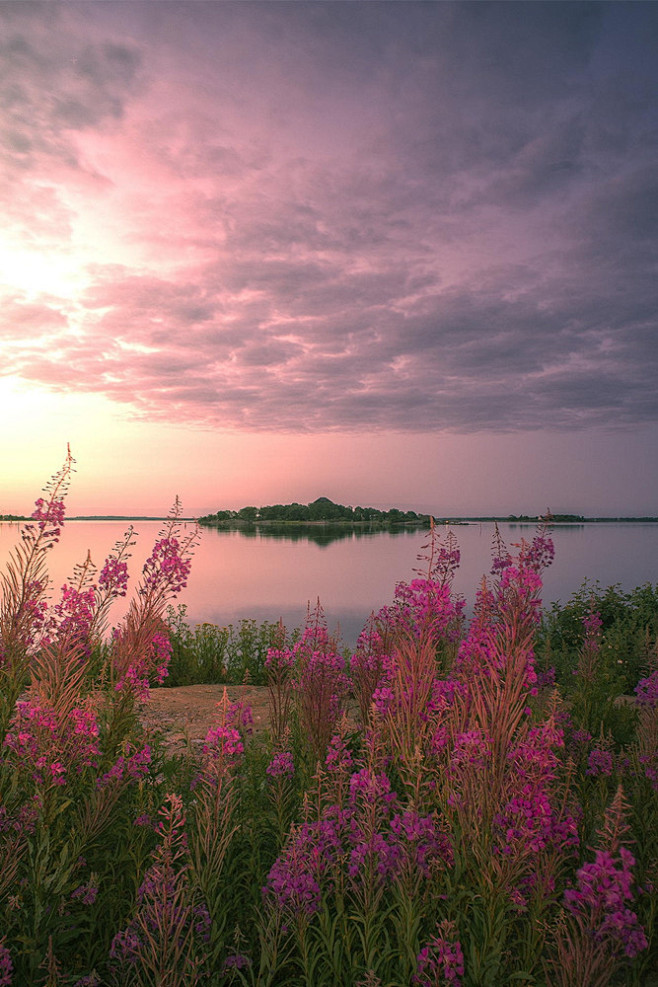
1 520 656 648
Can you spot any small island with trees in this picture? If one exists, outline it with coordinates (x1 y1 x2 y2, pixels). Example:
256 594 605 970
197 496 432 529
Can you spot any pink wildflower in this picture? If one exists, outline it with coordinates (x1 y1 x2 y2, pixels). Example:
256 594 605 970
414 920 464 986
267 751 295 777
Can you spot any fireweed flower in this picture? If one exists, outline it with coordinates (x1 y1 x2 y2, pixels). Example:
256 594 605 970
390 809 454 875
31 496 66 533
98 556 129 597
492 719 579 867
46 584 97 652
193 695 250 793
582 608 603 642
267 751 295 778
448 730 493 772
349 767 397 808
0 938 12 987
586 747 615 777
71 882 99 906
553 787 649 975
347 829 401 881
414 920 464 987
1 451 74 657
265 647 296 672
635 670 658 707
113 628 173 702
4 696 101 785
203 724 244 760
371 684 396 717
427 677 468 716
325 734 353 774
202 698 251 761
292 613 351 760
377 577 465 646
96 744 151 789
564 846 648 958
109 794 203 979
139 512 198 606
493 781 578 860
265 817 344 917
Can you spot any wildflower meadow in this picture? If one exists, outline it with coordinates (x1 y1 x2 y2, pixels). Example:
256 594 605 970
1 451 657 985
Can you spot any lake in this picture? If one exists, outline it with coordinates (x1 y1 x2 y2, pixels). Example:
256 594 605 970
1 520 656 648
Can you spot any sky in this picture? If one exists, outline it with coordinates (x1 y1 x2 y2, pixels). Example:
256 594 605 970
1 0 657 518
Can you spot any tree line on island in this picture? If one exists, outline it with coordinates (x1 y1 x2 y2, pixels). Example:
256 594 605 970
197 496 431 527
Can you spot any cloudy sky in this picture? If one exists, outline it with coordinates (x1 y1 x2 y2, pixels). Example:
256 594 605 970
2 1 657 517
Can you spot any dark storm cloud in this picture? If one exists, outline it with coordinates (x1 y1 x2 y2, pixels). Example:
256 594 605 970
2 1 657 434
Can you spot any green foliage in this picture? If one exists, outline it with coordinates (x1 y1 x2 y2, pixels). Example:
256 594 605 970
163 606 300 686
539 581 658 693
198 496 430 527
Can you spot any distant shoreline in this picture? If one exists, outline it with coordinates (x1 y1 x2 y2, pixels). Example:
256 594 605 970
197 515 658 528
1 515 656 524
0 516 193 523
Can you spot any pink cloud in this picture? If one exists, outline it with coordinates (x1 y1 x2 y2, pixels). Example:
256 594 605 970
1 1 657 437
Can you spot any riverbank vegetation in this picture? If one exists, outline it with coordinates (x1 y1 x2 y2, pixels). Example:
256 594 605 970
1 453 657 985
198 496 431 528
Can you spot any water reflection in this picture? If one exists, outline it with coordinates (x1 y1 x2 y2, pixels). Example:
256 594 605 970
203 523 427 547
1 519 656 650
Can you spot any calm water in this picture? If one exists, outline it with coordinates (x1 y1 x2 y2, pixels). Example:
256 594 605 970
1 520 656 647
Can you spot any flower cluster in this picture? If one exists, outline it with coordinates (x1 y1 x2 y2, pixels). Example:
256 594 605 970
98 556 129 597
635 670 658 707
0 938 12 987
140 533 195 603
30 496 66 536
292 615 351 761
586 747 615 777
71 881 99 906
564 846 648 958
266 750 295 778
113 628 173 702
390 809 453 876
4 697 101 786
96 745 151 789
265 816 343 917
377 577 464 646
109 794 203 979
414 921 464 986
266 760 454 921
202 724 244 761
46 585 97 653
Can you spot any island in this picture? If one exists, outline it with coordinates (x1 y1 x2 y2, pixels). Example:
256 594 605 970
197 496 432 528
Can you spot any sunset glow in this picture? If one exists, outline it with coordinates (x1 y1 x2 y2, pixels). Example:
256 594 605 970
2 2 657 518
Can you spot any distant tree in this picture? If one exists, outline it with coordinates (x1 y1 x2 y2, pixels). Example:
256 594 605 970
198 496 431 527
308 497 339 520
286 502 311 521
